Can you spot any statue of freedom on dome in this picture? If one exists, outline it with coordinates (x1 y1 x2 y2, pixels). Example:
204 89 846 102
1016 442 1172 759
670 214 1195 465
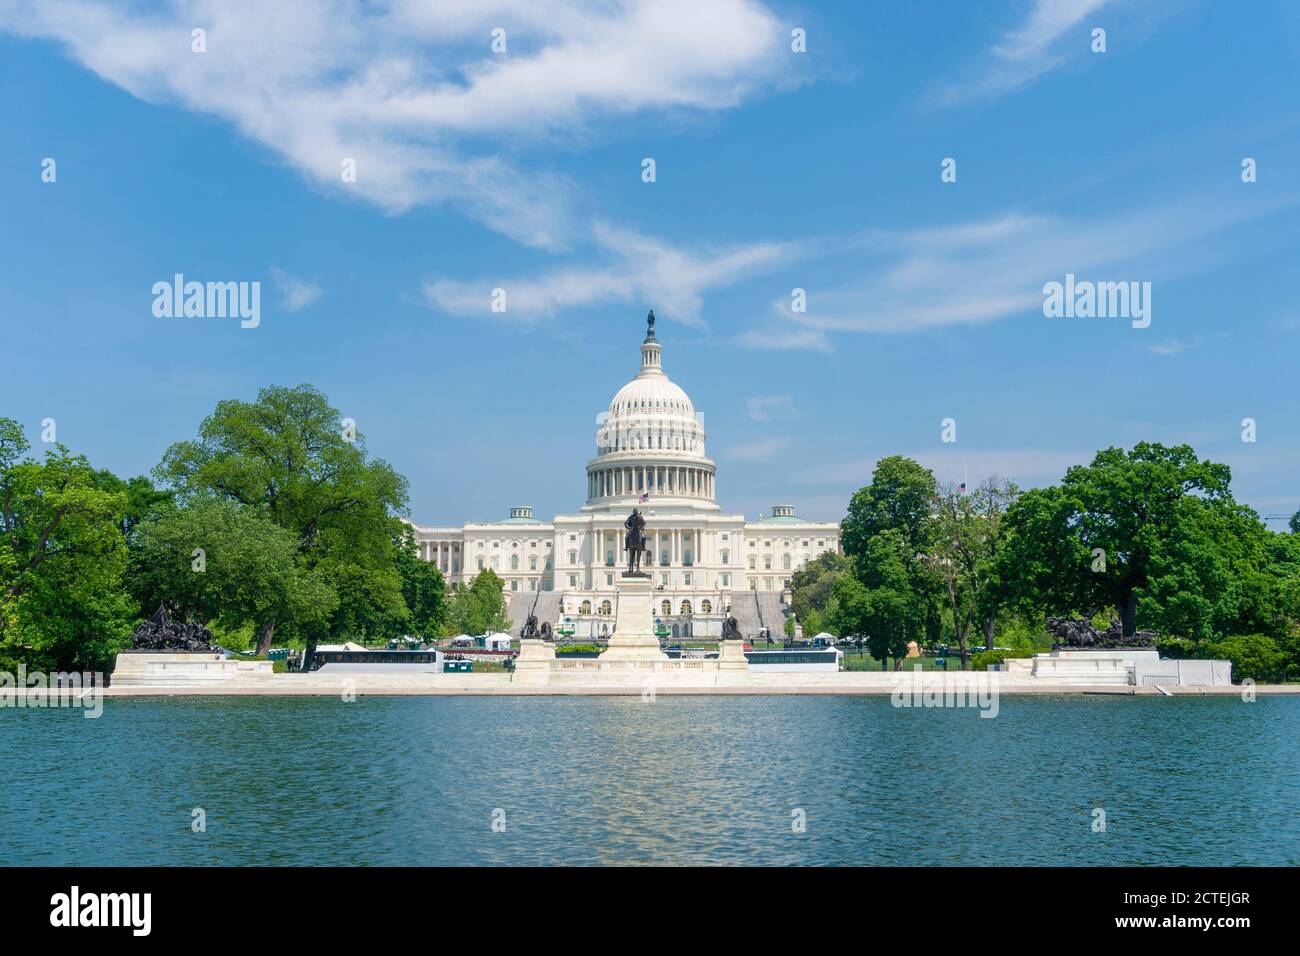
623 508 649 575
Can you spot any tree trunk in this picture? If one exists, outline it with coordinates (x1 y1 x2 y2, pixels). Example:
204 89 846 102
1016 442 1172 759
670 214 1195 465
1119 591 1138 637
983 615 997 649
302 634 319 673
255 619 276 656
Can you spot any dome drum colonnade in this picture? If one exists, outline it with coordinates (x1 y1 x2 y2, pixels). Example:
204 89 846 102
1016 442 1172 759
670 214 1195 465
583 311 718 510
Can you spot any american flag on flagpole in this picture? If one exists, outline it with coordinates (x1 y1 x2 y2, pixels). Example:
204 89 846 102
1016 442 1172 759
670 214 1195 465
639 492 649 503
958 481 967 494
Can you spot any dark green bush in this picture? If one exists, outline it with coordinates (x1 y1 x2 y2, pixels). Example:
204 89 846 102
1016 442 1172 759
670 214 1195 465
970 648 1032 671
1207 634 1286 683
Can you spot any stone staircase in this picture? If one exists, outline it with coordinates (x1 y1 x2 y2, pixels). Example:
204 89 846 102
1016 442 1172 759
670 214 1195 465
506 591 566 634
728 591 787 641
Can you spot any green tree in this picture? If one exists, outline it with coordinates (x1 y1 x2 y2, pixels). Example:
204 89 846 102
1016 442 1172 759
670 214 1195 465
128 496 335 640
448 569 510 636
94 470 174 544
930 477 1019 669
828 551 917 668
1290 509 1300 535
839 456 941 657
1208 634 1286 683
998 443 1251 638
156 385 409 654
1 418 134 672
391 527 448 641
841 456 937 562
789 550 851 632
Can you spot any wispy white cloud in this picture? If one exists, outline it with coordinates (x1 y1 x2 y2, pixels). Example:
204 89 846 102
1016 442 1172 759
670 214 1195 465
722 436 792 462
0 0 788 249
933 0 1110 105
424 222 802 328
734 326 832 352
745 194 1295 343
269 267 322 312
746 395 798 421
1148 337 1193 355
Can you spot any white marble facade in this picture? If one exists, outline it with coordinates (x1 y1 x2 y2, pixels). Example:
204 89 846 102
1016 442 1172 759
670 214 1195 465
408 314 839 634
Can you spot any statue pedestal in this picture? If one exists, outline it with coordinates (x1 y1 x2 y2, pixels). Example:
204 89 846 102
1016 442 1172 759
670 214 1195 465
600 575 668 662
716 639 751 684
111 653 273 687
512 639 556 684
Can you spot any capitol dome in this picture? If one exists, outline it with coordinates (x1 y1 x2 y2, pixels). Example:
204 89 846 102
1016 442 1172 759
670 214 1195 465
583 311 717 512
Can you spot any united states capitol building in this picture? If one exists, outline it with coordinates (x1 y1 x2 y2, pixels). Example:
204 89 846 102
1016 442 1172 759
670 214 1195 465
409 313 840 639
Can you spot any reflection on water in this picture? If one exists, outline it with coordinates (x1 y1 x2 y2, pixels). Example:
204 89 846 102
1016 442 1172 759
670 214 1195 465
3 695 1297 865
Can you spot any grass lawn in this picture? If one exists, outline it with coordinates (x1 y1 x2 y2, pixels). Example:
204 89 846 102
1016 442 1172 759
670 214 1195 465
843 653 975 672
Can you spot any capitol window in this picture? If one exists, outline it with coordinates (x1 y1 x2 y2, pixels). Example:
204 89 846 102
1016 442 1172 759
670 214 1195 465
661 600 672 616
569 575 577 588
660 549 669 566
568 550 577 563
701 599 712 614
720 549 729 564
511 555 519 570
530 557 537 570
600 600 612 615
721 573 730 587
748 555 756 569
580 600 592 614
764 556 771 570
680 600 692 615
783 554 791 570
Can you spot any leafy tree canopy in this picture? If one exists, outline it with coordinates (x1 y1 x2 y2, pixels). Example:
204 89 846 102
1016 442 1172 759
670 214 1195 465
998 442 1255 638
1 418 134 672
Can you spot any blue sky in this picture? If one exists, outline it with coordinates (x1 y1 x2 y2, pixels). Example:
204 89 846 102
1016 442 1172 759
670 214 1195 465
1 0 1298 527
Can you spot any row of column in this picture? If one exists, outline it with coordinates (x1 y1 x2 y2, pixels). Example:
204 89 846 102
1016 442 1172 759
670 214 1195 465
587 464 714 500
421 540 458 573
591 528 701 566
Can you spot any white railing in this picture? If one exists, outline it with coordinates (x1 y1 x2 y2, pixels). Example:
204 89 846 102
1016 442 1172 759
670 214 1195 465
552 659 717 673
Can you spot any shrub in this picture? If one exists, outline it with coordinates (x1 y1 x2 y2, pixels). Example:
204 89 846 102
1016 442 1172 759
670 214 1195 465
970 648 1032 671
1207 634 1286 683
1155 636 1204 660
